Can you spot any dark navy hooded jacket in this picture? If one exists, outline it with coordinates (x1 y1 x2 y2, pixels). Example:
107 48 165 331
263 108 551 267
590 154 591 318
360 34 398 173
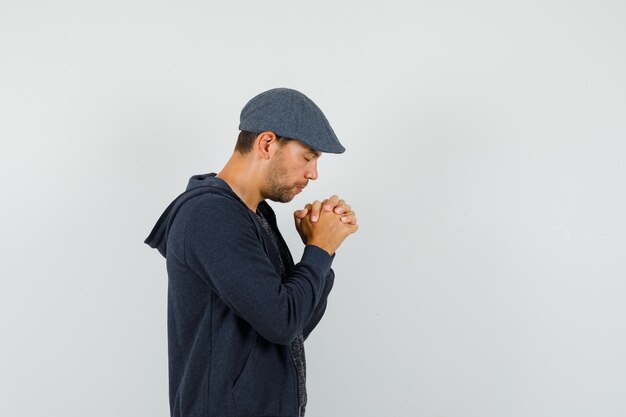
145 173 335 417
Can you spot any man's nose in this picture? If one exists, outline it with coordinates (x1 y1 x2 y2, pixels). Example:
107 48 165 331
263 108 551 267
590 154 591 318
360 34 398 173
306 159 318 181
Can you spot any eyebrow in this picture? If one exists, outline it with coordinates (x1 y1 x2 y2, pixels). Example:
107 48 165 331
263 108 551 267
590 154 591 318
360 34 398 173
307 148 322 158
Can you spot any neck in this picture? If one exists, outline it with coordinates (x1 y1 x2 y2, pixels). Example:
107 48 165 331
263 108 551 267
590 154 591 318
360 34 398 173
216 152 265 212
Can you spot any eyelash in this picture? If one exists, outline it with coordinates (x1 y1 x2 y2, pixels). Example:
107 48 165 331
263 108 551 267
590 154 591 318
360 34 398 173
304 157 311 162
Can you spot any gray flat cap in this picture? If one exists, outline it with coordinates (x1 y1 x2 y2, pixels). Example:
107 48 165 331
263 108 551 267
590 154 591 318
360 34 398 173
238 88 345 154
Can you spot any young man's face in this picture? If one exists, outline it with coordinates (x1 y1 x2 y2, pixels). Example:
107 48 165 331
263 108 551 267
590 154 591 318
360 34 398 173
263 139 321 203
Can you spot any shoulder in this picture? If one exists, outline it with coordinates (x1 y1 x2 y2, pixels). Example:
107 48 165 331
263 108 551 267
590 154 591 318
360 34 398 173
180 192 250 220
177 194 266 262
165 192 259 263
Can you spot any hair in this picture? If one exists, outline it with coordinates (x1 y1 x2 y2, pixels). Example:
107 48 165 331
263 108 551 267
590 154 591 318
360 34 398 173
235 131 291 154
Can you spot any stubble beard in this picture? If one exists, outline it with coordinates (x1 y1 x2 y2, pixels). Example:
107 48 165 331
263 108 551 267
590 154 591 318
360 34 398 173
263 152 296 203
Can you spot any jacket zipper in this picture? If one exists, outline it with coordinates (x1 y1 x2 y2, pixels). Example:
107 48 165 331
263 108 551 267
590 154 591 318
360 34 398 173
290 346 301 417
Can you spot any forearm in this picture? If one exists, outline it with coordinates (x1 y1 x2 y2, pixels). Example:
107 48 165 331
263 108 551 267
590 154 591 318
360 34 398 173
189 239 334 345
303 268 335 341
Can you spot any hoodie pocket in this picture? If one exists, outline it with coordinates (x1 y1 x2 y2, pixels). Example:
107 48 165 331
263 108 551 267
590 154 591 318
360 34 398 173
231 340 297 416
232 333 258 394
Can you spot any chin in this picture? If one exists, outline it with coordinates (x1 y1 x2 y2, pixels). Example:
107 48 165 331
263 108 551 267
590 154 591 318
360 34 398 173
268 194 295 203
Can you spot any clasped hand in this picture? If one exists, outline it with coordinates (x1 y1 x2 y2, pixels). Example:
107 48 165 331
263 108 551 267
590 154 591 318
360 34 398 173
293 195 359 247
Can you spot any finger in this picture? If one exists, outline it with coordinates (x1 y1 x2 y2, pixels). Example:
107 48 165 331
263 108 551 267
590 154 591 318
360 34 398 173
293 211 302 227
334 201 350 214
295 208 309 218
324 195 340 211
311 200 322 222
340 212 357 225
339 209 356 221
303 204 313 218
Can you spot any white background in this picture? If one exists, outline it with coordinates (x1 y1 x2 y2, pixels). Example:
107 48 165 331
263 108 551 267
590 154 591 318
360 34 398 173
1 1 625 416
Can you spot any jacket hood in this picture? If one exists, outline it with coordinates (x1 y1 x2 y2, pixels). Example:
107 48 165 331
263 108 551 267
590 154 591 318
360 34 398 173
144 173 245 258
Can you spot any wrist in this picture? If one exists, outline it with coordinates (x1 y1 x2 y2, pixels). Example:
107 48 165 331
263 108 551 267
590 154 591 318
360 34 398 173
306 241 334 256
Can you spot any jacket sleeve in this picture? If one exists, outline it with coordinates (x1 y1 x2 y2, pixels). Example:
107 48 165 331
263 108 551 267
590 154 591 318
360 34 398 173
302 268 335 341
182 195 334 346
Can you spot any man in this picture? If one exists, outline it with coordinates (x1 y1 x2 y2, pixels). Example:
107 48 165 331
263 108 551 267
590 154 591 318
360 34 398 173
145 88 358 417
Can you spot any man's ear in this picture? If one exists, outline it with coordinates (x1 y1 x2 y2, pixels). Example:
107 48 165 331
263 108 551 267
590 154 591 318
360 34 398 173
255 131 278 160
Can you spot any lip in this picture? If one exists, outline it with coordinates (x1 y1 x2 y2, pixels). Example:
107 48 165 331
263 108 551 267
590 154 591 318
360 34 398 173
295 185 304 193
